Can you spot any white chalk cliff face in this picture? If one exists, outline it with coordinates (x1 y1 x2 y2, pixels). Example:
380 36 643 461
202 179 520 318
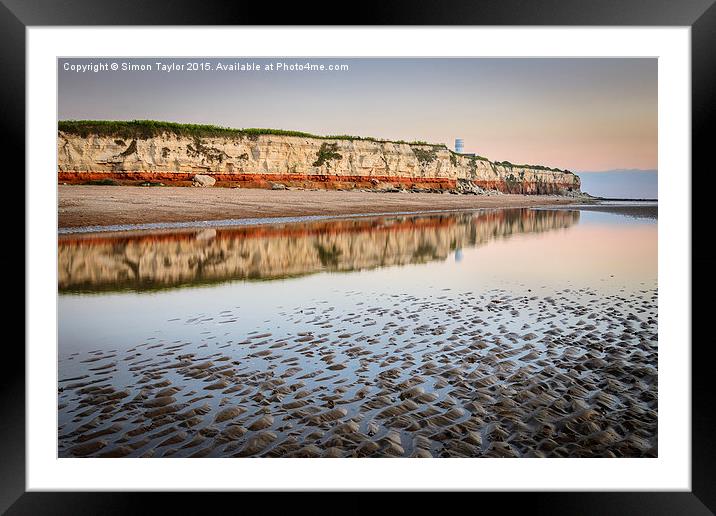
57 132 580 194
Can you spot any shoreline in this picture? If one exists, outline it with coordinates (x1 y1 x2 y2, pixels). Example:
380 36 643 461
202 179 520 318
57 207 534 235
59 185 593 230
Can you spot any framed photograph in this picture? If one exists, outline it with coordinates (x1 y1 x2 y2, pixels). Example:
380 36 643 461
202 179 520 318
8 0 712 512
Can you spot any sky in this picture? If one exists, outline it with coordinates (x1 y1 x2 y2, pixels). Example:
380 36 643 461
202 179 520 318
578 170 657 199
58 57 657 178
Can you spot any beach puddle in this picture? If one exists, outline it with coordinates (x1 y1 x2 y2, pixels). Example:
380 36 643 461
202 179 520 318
58 206 658 458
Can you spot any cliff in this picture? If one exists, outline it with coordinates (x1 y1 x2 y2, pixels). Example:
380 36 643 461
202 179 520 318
58 209 579 293
57 121 581 194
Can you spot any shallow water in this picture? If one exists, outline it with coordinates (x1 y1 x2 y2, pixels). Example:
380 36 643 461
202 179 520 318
58 205 657 458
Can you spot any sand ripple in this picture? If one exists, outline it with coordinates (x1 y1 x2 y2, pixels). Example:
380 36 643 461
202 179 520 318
59 286 658 458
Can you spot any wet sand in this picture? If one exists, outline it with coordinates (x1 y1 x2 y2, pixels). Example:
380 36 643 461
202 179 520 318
565 204 658 220
58 286 657 458
58 186 590 228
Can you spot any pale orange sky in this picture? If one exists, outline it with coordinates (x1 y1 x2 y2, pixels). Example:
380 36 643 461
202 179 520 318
59 58 657 172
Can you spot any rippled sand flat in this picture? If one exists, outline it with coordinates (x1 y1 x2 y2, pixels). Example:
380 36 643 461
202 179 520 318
58 286 657 458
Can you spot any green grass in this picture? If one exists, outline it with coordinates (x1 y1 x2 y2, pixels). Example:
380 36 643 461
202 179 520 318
449 150 489 162
494 160 571 174
58 120 448 148
58 120 574 174
412 147 438 165
313 143 343 167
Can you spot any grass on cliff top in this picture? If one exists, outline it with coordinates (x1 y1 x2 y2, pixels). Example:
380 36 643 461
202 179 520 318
449 150 490 162
494 160 571 174
57 120 573 174
57 120 446 148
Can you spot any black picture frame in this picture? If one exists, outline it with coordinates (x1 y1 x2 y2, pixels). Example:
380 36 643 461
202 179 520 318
5 0 712 512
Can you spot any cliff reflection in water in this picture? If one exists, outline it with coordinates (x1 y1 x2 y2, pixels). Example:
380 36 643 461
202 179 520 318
58 209 579 293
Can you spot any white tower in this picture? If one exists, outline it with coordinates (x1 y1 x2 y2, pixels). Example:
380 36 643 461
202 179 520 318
455 138 464 154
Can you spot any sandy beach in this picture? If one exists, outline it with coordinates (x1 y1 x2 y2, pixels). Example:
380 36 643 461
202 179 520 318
59 285 657 458
57 189 657 459
58 185 590 228
54 55 661 467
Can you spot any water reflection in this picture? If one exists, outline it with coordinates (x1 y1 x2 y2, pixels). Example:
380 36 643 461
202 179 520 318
57 207 658 458
58 209 579 293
